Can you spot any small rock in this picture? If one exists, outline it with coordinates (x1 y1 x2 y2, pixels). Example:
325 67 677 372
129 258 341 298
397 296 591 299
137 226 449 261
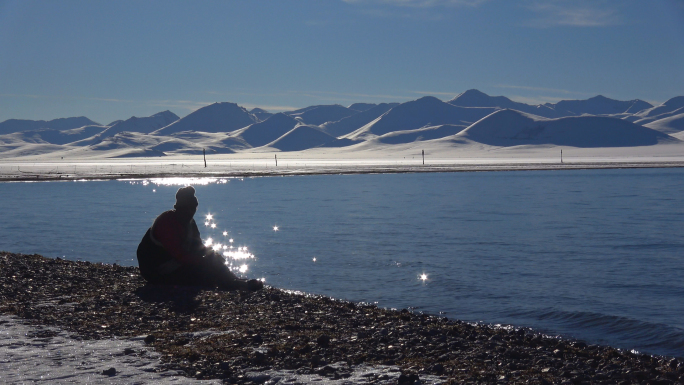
317 334 331 347
573 341 587 349
251 351 266 365
101 367 116 376
398 373 420 385
316 365 337 376
245 373 271 383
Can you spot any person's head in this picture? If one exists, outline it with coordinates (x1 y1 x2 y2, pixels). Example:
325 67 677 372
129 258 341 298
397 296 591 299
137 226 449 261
174 186 199 222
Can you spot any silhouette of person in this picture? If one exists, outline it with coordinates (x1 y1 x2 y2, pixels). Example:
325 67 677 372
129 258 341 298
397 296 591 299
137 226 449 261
137 186 263 291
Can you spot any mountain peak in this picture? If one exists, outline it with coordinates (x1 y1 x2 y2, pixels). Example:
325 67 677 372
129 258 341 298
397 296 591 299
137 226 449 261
348 103 377 112
152 110 179 119
152 102 255 135
448 89 511 107
664 96 684 107
460 89 489 97
415 95 444 104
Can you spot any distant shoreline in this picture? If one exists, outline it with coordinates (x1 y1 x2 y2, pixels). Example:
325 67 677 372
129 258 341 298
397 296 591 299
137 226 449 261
2 160 684 182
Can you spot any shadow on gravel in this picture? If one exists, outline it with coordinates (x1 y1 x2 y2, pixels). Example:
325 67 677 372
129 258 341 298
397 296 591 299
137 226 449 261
134 284 204 313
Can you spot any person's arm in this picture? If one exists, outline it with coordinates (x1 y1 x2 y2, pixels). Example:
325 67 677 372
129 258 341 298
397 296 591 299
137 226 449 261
187 219 211 258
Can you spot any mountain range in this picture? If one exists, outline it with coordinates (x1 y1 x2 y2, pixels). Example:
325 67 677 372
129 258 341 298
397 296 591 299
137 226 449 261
1 90 682 159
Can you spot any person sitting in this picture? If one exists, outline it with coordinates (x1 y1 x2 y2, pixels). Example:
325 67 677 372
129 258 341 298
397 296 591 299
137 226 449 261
137 186 263 291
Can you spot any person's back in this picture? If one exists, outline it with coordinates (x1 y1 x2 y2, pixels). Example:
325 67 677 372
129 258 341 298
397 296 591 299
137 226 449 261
137 186 262 291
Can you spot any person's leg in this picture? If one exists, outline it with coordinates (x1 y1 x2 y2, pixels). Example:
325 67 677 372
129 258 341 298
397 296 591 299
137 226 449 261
158 254 239 288
150 253 263 290
151 264 206 286
202 253 245 289
202 253 263 291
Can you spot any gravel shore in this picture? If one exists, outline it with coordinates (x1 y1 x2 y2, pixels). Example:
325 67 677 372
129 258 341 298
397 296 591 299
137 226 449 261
1 252 683 384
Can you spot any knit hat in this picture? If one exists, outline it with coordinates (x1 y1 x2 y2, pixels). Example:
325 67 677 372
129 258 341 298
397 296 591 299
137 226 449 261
175 186 198 209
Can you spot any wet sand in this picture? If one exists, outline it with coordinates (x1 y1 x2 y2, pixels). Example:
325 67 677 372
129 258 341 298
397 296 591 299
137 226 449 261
1 252 683 384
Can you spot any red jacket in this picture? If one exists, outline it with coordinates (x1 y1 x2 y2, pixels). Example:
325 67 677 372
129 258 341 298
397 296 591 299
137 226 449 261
150 210 206 265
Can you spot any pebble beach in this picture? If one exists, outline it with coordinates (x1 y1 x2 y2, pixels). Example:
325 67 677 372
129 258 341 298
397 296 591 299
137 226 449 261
1 252 683 384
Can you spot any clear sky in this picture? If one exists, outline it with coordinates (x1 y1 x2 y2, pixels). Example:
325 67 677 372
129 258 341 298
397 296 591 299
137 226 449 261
1 0 683 124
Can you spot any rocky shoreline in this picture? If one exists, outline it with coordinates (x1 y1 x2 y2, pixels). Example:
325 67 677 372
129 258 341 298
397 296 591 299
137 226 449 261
1 252 683 384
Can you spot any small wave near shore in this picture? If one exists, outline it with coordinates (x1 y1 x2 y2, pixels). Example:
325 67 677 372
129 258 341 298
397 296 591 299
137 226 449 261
508 308 684 359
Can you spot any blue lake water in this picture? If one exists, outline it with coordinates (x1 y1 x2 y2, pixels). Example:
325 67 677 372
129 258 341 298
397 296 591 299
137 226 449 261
1 169 683 358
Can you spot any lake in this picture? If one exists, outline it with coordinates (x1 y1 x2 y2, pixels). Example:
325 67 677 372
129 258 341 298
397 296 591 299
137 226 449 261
1 168 683 358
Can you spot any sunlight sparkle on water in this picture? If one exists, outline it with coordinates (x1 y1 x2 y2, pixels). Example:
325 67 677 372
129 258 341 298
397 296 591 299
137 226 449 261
148 177 228 186
420 273 428 281
313 257 317 262
273 225 279 231
199 211 259 279
222 248 254 260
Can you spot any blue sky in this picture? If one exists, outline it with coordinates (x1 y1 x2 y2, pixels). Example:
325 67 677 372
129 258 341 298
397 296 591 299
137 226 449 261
1 0 683 124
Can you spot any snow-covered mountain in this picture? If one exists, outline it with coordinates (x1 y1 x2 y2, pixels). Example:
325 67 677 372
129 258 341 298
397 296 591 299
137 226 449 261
99 111 179 138
230 113 299 148
152 102 255 135
266 124 336 151
2 91 683 159
622 98 684 126
321 103 399 138
89 132 162 153
348 103 377 112
374 124 466 145
448 89 559 118
454 109 675 147
346 96 496 140
635 96 684 118
547 95 652 116
286 105 359 126
250 108 273 122
0 125 107 145
0 117 100 135
645 113 684 136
